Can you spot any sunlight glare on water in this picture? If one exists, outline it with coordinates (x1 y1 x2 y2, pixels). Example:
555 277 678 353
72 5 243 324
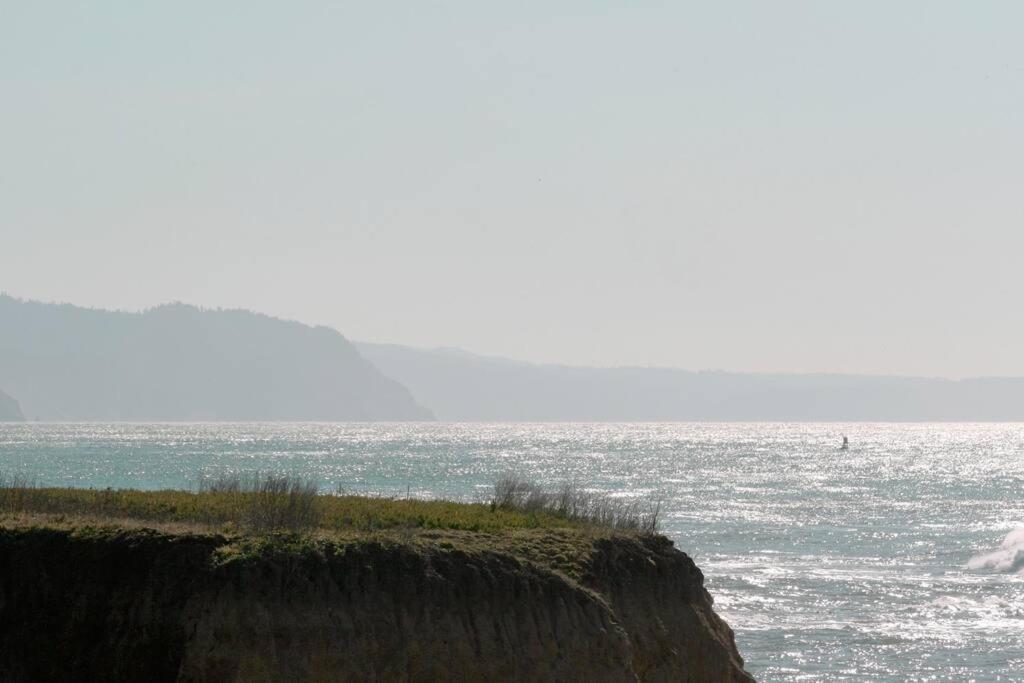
1 422 1023 681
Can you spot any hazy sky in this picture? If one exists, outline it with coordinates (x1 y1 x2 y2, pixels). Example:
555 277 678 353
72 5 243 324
3 2 1023 377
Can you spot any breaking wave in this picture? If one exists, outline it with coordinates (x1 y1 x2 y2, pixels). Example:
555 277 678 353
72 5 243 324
967 528 1024 574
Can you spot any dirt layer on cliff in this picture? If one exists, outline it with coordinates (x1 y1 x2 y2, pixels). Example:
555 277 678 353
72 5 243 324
0 522 753 682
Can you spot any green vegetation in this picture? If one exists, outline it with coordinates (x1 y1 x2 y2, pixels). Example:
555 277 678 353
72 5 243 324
0 474 591 535
493 473 661 533
0 473 660 555
0 474 672 603
199 473 321 532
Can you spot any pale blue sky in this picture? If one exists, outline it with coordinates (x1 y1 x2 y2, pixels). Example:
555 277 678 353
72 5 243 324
3 2 1023 376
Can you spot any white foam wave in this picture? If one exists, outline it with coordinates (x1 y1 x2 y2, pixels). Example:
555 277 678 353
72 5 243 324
967 528 1024 574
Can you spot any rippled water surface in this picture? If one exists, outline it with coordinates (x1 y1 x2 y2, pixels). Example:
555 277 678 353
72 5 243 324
1 422 1022 681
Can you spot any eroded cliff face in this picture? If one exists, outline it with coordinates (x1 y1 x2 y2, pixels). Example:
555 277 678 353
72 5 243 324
584 535 752 682
0 527 753 682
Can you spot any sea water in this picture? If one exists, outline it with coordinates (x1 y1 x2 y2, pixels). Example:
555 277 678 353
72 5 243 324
1 422 1022 681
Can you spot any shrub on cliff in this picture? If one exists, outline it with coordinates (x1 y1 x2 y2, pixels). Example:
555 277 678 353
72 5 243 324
199 473 322 532
493 474 661 533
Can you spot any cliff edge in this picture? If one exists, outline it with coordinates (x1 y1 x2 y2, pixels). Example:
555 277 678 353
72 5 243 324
0 390 22 421
0 526 753 682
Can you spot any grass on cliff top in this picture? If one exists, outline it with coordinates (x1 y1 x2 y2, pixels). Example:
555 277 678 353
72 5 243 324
0 473 659 536
0 487 559 534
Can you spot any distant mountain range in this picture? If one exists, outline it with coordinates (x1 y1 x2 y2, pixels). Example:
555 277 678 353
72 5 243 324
4 294 1023 422
357 342 1024 421
0 296 430 421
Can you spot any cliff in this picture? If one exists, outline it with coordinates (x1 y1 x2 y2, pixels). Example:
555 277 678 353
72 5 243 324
0 526 753 682
0 390 22 421
0 296 431 420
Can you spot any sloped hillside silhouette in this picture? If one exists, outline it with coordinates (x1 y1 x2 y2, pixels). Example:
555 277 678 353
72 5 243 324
0 388 22 421
0 296 431 421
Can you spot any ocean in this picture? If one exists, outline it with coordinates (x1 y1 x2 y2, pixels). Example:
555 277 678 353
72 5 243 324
1 422 1021 681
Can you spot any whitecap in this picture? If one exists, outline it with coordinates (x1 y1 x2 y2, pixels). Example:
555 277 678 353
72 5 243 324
967 528 1024 574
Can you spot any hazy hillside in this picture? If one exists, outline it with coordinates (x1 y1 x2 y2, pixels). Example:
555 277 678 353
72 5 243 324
0 297 431 421
358 342 1024 421
0 389 23 421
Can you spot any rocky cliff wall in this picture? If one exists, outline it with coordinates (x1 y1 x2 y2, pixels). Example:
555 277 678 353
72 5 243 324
0 527 753 682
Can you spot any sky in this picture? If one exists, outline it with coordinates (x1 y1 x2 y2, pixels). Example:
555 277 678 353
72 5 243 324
3 2 1023 377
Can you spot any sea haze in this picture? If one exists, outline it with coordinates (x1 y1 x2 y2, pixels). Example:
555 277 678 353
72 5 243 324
358 341 1024 421
5 295 1024 423
1 421 1021 682
0 296 430 421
